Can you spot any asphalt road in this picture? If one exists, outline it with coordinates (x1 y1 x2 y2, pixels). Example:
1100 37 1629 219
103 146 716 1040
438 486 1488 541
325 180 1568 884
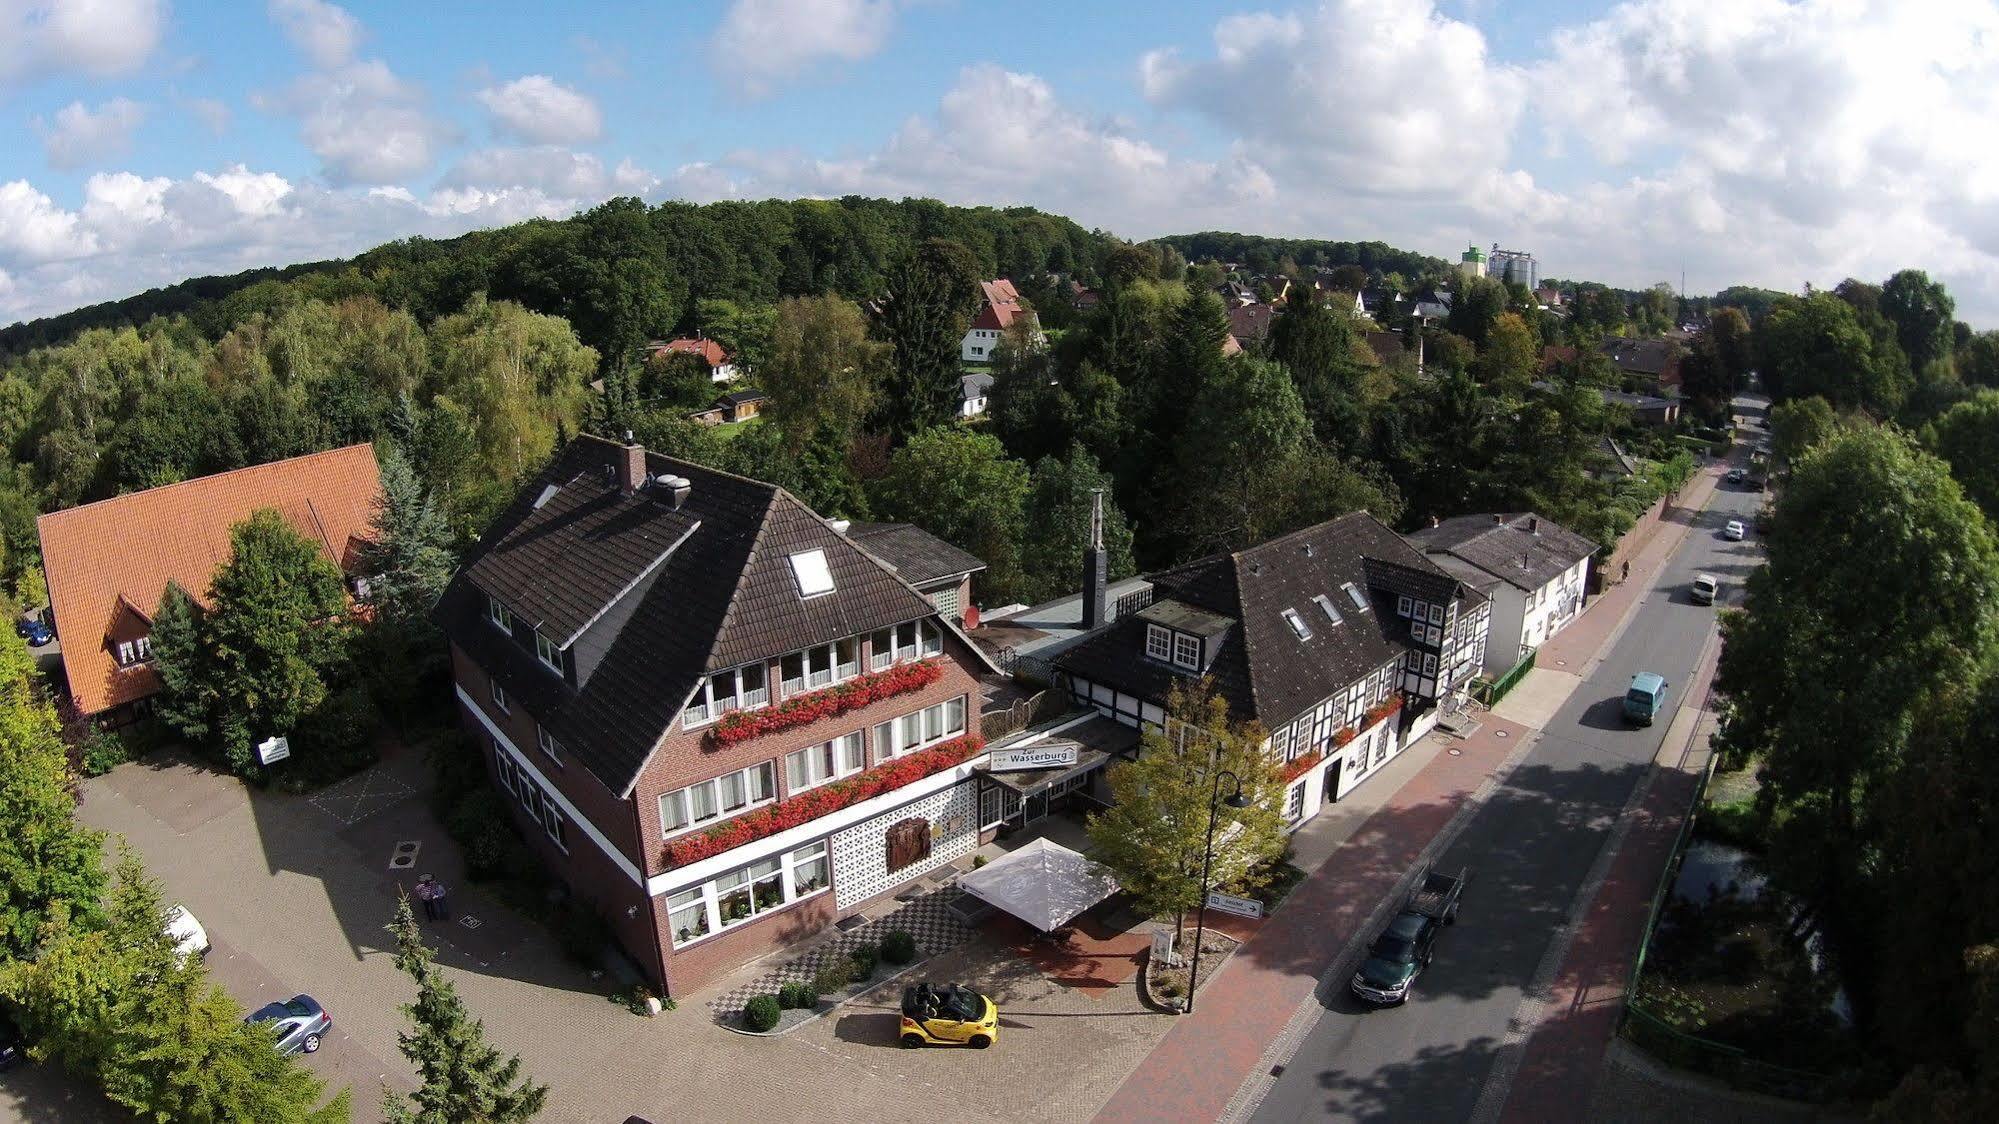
1251 398 1771 1123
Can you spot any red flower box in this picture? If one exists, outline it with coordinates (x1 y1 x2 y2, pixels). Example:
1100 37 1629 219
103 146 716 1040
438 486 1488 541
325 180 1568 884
1279 750 1323 784
662 733 986 868
708 660 945 746
1331 726 1358 748
1364 695 1404 726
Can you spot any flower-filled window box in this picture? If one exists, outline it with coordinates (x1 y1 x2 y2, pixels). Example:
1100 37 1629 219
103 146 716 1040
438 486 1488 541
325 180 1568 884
1331 726 1358 748
1279 750 1323 784
708 659 946 746
1364 695 1404 726
663 733 985 868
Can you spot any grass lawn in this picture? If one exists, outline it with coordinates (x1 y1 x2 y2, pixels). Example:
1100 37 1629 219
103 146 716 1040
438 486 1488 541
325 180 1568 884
711 415 763 442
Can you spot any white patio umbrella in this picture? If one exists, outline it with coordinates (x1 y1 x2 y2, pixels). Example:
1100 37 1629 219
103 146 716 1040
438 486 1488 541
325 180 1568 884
958 837 1119 931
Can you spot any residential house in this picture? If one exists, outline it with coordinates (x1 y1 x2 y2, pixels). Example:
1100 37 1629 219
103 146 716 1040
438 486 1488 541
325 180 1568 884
960 372 993 418
1216 280 1259 308
1069 280 1100 311
1056 513 1490 819
434 434 1024 997
1412 288 1453 322
1227 303 1275 348
1406 512 1595 677
1599 337 1684 390
960 279 1043 364
648 337 739 383
1591 436 1641 483
1601 388 1681 427
1535 287 1564 308
688 388 768 426
37 444 382 726
844 522 986 629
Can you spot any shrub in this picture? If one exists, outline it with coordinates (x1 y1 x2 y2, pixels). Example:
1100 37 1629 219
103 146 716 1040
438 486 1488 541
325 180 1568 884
743 994 782 1032
447 789 516 879
849 941 879 979
78 730 130 776
972 854 988 869
881 930 917 966
551 900 608 967
778 981 818 1009
812 959 855 994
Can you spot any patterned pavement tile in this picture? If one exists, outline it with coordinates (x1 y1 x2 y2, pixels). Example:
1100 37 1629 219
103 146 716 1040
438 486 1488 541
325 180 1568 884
708 886 974 1023
308 765 416 826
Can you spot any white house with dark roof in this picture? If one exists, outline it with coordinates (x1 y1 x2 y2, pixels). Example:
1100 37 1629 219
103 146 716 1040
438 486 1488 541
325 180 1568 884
1405 512 1597 676
1055 512 1490 816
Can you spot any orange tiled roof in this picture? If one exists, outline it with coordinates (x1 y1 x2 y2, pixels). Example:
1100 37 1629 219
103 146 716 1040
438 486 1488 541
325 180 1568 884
37 444 382 717
655 337 730 366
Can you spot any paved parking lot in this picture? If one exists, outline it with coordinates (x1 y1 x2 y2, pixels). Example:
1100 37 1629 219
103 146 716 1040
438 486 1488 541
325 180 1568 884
51 744 1195 1123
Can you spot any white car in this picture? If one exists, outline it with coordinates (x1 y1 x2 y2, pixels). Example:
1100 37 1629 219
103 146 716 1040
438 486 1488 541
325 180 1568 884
1723 520 1746 541
165 905 210 963
1691 574 1719 605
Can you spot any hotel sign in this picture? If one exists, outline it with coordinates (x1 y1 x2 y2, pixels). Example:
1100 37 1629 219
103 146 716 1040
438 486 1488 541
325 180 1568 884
988 744 1081 773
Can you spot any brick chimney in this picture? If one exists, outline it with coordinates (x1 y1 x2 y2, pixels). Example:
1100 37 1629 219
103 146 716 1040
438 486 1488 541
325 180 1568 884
618 431 647 494
1081 489 1109 631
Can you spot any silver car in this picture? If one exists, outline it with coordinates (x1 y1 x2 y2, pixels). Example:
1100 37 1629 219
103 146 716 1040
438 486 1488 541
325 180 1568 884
246 994 331 1055
1691 574 1719 605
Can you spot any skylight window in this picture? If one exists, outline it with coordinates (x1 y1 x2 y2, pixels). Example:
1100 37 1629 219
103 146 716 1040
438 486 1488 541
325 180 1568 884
533 483 560 509
1342 582 1371 612
1282 608 1313 640
1313 594 1344 625
788 549 836 598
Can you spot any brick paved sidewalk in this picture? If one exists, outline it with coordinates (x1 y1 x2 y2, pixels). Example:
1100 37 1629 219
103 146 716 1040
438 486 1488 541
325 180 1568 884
1092 714 1532 1124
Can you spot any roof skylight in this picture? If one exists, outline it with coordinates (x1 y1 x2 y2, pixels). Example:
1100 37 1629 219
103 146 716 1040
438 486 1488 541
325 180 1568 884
1282 608 1312 640
1313 594 1344 625
788 549 835 598
1342 582 1371 612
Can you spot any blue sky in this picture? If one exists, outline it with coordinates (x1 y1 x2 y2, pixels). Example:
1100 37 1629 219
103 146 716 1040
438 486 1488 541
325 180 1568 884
4 0 1998 326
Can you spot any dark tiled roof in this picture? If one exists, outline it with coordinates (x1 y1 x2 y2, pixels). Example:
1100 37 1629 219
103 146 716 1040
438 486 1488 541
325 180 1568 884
1058 512 1484 729
845 522 986 587
1405 513 1598 593
715 389 767 408
1227 303 1275 342
960 372 994 399
438 435 942 796
1599 337 1680 377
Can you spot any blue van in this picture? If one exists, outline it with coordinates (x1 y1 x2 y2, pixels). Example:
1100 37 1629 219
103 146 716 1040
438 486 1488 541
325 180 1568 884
1624 673 1669 726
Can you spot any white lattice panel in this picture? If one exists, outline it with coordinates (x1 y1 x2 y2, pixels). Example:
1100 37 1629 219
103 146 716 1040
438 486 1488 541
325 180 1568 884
831 780 977 910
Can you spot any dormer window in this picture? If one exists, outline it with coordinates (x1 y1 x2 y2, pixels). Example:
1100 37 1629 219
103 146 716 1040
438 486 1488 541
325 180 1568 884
487 595 513 633
115 635 153 667
1145 624 1173 662
1172 633 1200 669
534 630 566 675
1342 582 1371 612
1282 609 1313 641
788 549 835 598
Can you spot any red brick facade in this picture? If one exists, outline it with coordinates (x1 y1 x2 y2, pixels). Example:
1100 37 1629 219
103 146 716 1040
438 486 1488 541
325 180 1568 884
449 629 988 997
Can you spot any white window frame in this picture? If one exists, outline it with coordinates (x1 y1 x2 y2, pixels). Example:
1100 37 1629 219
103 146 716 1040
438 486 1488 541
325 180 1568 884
534 630 565 675
491 678 510 714
488 595 513 633
781 638 860 697
116 635 154 666
497 746 567 853
786 732 865 793
873 695 968 761
1314 594 1344 625
788 549 836 598
656 761 778 839
535 724 562 764
1428 603 1445 625
870 620 939 670
1411 618 1426 641
1145 624 1173 662
666 838 832 948
1172 632 1201 669
1396 595 1412 617
682 663 771 728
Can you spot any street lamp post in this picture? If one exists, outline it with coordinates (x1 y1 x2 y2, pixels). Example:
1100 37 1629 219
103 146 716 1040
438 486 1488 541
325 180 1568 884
1184 769 1251 1015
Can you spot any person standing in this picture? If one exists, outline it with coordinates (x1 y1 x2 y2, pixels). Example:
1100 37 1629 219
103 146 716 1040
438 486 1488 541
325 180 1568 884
429 877 450 922
415 874 438 921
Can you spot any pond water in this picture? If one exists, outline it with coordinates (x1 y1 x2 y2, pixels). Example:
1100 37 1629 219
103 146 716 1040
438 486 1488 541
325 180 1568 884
1669 840 1853 1028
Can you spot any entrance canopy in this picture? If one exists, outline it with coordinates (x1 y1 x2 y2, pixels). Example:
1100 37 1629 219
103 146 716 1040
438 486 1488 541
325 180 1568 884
958 837 1119 931
979 744 1109 796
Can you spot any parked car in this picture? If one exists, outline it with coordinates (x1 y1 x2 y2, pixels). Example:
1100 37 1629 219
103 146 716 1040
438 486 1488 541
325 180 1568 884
0 1008 24 1072
13 613 51 647
1690 574 1719 606
165 904 209 963
1723 520 1746 541
1624 673 1670 726
898 982 998 1048
1351 867 1468 1006
1725 468 1745 485
245 995 331 1055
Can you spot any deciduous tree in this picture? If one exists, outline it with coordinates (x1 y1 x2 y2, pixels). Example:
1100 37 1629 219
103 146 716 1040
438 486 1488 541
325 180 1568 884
870 428 1030 604
0 631 105 962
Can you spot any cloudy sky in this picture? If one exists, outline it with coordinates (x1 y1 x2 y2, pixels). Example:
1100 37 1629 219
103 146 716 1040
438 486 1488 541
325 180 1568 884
4 0 1998 327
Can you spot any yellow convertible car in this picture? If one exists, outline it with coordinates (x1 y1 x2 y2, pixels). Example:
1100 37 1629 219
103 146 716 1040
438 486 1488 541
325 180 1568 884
899 983 998 1049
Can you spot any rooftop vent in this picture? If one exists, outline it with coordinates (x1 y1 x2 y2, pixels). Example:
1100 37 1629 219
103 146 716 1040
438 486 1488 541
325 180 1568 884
665 475 691 510
829 518 851 534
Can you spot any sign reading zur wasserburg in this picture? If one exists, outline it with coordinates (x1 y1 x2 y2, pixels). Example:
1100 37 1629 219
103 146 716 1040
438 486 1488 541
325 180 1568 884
987 744 1081 773
1204 891 1264 920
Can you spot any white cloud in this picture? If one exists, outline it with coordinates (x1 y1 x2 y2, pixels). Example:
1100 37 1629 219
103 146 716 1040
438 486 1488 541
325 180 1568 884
713 0 902 96
39 98 149 170
0 180 96 260
268 0 361 68
0 0 167 84
475 75 603 144
185 96 232 135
